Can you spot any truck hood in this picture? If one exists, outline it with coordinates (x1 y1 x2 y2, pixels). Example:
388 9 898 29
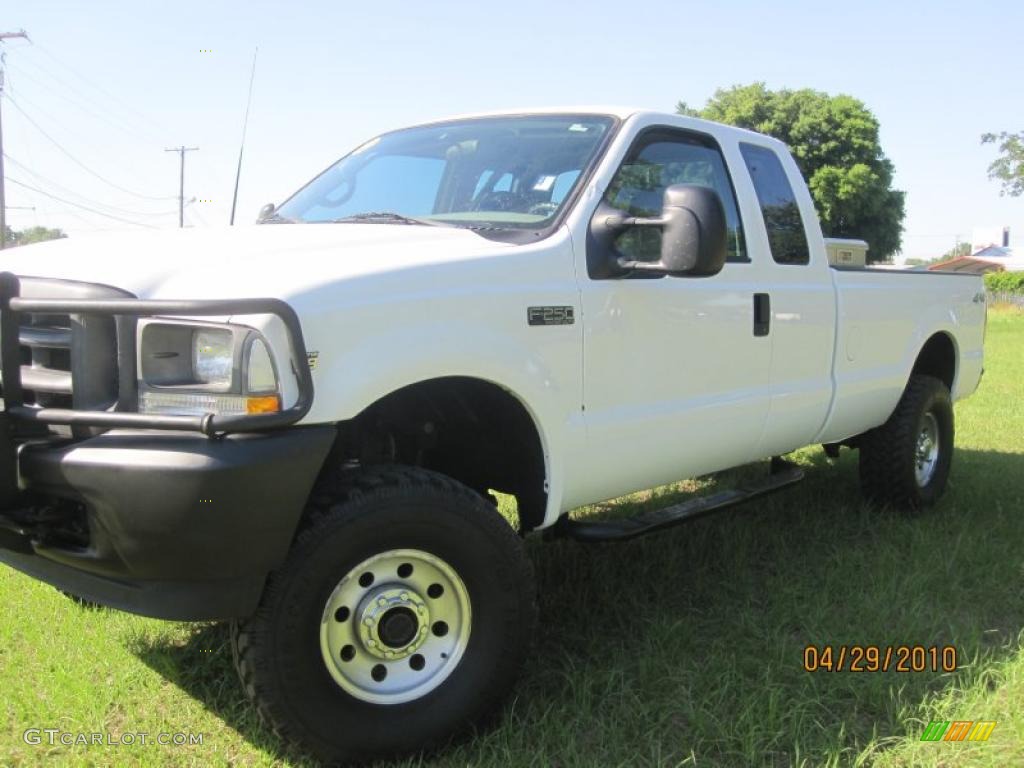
0 224 516 300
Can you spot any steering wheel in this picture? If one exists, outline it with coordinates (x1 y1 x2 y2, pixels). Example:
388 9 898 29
472 191 524 212
527 202 559 217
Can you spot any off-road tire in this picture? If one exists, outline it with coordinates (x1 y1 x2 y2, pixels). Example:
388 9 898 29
858 374 954 510
230 465 536 765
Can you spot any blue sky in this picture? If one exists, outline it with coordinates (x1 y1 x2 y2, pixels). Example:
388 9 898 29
2 0 1021 260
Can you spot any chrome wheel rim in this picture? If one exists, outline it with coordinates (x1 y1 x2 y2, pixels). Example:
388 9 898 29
320 548 471 705
915 412 940 487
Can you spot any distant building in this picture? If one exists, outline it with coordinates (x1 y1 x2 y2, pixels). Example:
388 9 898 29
968 245 1024 268
927 255 1009 274
928 228 1023 273
972 226 1011 253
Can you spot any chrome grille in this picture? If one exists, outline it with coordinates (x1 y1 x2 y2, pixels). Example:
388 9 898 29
19 311 74 408
0 277 133 420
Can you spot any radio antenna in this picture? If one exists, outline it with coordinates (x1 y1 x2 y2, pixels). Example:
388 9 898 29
229 46 258 225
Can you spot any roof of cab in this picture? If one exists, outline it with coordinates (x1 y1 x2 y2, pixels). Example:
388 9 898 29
406 106 787 148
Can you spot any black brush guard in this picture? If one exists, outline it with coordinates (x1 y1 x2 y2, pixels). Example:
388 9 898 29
0 271 315 507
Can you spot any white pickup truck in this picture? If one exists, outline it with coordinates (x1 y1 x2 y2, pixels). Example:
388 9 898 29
0 108 985 764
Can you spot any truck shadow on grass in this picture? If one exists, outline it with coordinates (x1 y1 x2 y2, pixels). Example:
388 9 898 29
131 446 1024 767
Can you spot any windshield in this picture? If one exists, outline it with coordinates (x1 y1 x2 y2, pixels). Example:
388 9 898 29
275 115 616 232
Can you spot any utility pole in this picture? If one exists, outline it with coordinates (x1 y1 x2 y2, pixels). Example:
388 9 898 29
164 145 198 228
0 29 30 249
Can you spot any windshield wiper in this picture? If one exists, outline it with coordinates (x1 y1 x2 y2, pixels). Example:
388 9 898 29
259 212 295 224
329 212 443 226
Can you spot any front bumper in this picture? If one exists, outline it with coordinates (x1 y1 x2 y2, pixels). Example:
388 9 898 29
0 425 335 620
0 271 330 620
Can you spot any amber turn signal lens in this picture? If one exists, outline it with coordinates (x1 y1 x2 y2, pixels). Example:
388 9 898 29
245 395 281 414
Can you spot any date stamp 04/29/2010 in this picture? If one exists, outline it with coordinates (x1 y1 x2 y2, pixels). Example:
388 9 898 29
802 644 958 673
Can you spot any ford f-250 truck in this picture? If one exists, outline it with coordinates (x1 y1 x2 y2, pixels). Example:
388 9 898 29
0 108 985 764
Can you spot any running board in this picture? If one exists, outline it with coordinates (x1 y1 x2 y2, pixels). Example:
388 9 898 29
560 459 804 543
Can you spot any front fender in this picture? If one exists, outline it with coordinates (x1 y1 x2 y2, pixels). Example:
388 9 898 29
303 322 582 527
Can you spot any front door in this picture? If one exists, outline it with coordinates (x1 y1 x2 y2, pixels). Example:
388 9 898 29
576 126 773 505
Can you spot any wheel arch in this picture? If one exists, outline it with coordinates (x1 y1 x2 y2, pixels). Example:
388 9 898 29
910 331 957 394
326 376 551 533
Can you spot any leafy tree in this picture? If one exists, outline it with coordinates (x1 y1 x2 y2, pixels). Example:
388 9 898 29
3 225 67 247
981 131 1024 197
941 241 972 260
677 83 906 261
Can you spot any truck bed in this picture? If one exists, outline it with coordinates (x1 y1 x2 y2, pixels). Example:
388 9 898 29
818 267 986 444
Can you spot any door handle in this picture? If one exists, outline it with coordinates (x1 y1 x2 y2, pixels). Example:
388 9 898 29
753 293 770 337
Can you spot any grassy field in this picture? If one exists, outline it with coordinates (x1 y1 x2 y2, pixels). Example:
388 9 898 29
2 308 1022 768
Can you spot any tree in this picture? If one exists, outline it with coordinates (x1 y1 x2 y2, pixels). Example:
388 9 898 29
941 241 972 260
982 131 1024 197
4 225 67 247
677 83 906 262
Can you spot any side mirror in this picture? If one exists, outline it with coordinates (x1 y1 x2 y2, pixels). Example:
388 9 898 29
257 203 276 222
601 185 727 277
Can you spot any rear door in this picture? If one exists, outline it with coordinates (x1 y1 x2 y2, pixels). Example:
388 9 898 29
735 142 837 456
575 125 774 504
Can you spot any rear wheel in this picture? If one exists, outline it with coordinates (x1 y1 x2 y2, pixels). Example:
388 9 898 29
231 465 536 764
858 374 954 510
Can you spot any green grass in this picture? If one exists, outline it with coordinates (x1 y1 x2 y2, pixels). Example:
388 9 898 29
3 309 1023 767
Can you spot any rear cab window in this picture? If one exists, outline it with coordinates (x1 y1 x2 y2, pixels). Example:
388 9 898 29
739 143 810 266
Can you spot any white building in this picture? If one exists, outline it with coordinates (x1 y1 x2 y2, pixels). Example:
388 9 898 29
929 228 1023 274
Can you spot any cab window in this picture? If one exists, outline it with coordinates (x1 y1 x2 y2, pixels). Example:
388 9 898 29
739 143 810 265
604 129 747 264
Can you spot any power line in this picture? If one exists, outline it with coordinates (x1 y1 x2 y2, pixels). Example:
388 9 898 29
7 177 156 228
3 154 177 217
186 198 208 227
1 28 31 248
3 67 46 225
4 58 152 144
16 43 234 222
31 42 169 136
6 95 175 201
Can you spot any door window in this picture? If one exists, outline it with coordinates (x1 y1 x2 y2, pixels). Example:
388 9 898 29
739 143 810 265
604 130 747 263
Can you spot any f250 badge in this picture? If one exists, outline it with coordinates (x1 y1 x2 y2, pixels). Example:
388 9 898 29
527 306 575 326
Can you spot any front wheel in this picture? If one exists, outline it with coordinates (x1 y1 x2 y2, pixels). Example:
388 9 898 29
858 374 955 510
231 466 536 765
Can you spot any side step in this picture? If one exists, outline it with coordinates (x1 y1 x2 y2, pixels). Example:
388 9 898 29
560 459 804 543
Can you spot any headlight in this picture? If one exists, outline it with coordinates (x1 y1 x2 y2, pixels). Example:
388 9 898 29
246 338 277 393
193 329 234 386
138 321 281 416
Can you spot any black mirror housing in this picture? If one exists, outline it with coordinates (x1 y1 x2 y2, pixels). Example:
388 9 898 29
590 184 728 279
656 185 727 277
